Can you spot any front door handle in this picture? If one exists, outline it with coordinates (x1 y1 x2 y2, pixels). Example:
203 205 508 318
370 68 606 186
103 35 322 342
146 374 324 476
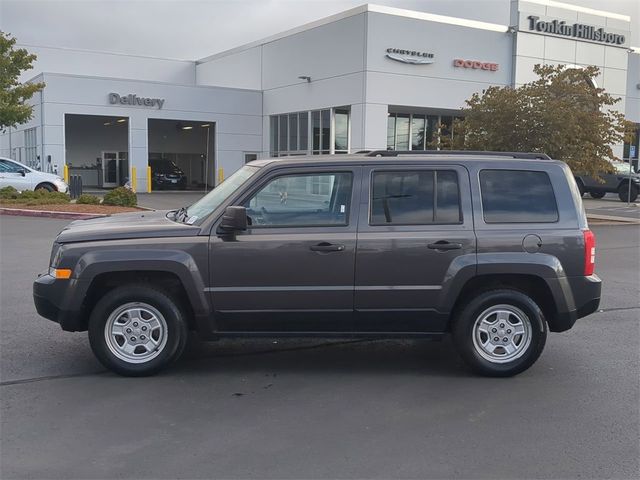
427 241 463 251
310 242 345 252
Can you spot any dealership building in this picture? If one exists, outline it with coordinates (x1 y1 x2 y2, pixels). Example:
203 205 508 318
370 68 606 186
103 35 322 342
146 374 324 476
1 0 638 190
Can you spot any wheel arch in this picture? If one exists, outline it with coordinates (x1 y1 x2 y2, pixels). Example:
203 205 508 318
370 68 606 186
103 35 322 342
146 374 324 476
83 271 197 331
35 181 56 191
69 249 210 333
449 273 558 331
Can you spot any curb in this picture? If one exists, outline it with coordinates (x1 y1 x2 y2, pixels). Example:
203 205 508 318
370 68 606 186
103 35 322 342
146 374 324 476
0 207 106 220
587 213 640 225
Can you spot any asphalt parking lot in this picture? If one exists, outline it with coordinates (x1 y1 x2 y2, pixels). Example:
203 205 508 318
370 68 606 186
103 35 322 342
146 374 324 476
1 215 639 479
582 195 640 220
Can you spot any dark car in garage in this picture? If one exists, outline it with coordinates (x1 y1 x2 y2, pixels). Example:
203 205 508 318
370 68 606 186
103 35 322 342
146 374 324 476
149 159 187 190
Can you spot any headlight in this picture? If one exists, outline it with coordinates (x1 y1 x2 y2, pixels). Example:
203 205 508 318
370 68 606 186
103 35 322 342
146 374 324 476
49 242 63 267
53 178 68 190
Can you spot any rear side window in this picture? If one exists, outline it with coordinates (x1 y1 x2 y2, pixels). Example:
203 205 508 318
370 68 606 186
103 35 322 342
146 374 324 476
480 170 558 223
371 170 461 225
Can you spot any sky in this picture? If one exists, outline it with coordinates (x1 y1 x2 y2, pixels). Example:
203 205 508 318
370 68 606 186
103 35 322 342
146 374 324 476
0 0 638 60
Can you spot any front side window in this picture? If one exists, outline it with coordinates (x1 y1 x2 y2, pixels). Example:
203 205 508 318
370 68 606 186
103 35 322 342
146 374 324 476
371 170 461 225
0 160 24 173
480 170 558 223
245 172 352 227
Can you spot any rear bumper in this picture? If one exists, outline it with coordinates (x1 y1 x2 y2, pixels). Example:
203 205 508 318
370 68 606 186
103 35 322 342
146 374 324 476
549 274 601 332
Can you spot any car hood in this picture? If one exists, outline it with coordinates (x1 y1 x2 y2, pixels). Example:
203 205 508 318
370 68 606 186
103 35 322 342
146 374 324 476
56 210 201 243
34 171 64 182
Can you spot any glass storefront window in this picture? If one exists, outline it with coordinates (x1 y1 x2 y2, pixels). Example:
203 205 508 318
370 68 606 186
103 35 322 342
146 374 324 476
299 112 308 151
321 109 331 154
335 109 349 153
426 116 438 150
387 115 396 150
270 108 349 157
312 110 321 153
387 112 463 151
395 114 410 150
289 114 298 152
279 115 288 153
411 116 426 150
270 116 278 156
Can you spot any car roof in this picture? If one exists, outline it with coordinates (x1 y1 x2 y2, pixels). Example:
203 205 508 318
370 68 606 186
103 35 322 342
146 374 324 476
248 151 561 169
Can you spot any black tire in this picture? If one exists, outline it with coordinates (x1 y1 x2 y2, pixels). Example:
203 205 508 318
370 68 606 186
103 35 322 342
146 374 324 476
88 285 188 376
452 289 547 377
589 191 606 199
35 183 55 192
576 180 585 197
618 183 638 202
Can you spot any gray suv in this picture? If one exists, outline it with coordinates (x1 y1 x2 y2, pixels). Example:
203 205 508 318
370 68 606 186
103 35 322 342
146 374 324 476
33 151 602 377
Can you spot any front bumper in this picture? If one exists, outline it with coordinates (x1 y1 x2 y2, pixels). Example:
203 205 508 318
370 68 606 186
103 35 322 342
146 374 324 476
549 274 602 332
153 177 187 188
33 273 86 331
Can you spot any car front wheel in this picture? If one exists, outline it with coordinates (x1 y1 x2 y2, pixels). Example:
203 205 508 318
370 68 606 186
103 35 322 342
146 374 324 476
589 191 606 199
452 289 547 377
88 285 188 376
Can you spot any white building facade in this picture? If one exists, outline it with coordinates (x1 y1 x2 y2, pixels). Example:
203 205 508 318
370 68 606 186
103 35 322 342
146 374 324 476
2 0 638 190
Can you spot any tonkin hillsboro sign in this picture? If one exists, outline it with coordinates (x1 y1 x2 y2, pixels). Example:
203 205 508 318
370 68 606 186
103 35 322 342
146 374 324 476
527 16 626 45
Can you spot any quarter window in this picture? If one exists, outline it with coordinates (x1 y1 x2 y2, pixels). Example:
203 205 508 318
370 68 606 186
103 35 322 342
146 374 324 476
245 172 352 227
480 170 558 223
371 170 462 225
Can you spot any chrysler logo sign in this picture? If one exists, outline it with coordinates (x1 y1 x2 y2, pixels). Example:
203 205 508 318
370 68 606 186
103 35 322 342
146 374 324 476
527 16 626 45
385 48 435 64
109 93 165 109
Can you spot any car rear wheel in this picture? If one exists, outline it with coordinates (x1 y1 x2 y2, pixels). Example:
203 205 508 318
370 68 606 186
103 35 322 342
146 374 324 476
452 289 547 377
618 183 638 202
589 191 606 199
88 285 188 376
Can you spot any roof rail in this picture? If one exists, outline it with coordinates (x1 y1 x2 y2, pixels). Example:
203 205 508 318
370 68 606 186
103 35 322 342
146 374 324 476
365 150 552 160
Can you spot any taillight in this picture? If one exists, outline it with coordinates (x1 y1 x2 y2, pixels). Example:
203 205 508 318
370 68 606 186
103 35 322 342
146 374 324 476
583 229 596 276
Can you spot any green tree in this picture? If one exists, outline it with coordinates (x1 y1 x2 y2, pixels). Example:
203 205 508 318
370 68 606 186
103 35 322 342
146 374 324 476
0 32 45 131
440 64 634 175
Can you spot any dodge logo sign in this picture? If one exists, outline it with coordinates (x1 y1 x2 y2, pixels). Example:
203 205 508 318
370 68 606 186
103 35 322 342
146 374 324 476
453 59 499 71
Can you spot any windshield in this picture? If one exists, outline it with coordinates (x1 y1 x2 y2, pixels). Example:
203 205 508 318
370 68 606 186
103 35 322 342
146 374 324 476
611 161 635 174
185 165 260 222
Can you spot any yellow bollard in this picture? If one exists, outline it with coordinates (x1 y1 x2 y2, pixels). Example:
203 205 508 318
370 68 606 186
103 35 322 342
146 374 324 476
147 166 152 193
217 167 224 184
63 164 69 183
131 167 137 193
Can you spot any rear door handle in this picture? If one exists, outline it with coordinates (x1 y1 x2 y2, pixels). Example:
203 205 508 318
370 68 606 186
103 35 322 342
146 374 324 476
310 242 345 252
427 241 463 251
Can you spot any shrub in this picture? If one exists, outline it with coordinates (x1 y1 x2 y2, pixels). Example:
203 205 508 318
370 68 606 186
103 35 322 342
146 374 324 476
76 194 101 205
0 186 19 200
0 188 70 205
103 187 137 207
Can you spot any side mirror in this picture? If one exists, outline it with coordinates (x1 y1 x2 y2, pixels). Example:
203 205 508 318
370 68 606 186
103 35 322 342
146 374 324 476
219 206 247 232
20 169 27 177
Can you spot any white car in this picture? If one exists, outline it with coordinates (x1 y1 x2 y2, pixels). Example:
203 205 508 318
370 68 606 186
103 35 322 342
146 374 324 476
0 157 68 193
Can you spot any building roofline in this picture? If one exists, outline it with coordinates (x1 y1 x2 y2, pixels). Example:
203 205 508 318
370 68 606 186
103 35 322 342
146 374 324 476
29 72 261 94
520 0 630 22
17 43 194 63
196 3 509 64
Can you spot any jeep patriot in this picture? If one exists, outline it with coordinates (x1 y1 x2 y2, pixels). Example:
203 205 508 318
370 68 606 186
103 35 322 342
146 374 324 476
33 151 602 377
